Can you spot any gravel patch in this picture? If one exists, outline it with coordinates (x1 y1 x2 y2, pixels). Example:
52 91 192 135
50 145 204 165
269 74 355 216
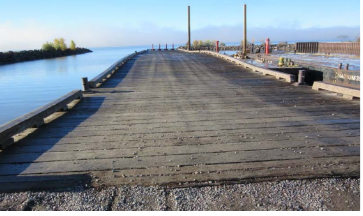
0 178 359 211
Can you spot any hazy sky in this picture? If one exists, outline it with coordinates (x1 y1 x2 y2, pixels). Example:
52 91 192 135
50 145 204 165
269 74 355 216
0 0 360 50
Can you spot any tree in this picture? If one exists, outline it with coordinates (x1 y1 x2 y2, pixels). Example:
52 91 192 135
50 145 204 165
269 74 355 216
53 38 61 50
211 40 216 46
198 40 203 47
220 42 226 46
59 38 67 51
193 40 199 48
42 42 56 51
70 40 76 50
204 40 211 46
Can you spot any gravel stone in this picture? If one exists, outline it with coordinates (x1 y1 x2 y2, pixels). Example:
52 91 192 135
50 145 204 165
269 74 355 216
0 178 359 211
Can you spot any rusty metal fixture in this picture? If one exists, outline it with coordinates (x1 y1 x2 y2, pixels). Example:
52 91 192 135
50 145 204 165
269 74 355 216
345 64 350 70
216 41 219 53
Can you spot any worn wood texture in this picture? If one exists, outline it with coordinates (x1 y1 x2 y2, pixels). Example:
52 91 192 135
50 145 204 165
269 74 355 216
89 50 146 88
312 81 360 99
0 90 83 150
0 51 360 192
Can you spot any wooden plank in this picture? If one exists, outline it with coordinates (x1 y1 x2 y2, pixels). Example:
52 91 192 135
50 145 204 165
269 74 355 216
88 50 146 88
0 51 359 191
0 145 359 175
180 49 296 83
0 90 83 149
312 81 360 99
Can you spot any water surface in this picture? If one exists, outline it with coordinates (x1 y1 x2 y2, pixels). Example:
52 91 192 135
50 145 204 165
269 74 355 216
0 46 147 126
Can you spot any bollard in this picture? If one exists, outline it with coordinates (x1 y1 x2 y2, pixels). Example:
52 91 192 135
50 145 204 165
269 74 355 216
216 41 219 53
338 63 342 69
158 44 161 51
82 77 89 91
298 70 305 85
345 64 349 70
265 37 270 54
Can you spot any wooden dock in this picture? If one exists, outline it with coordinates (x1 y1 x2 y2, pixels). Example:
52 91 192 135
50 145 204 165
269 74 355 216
0 50 360 192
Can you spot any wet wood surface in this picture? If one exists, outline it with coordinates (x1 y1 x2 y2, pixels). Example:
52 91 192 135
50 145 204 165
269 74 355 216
0 51 359 191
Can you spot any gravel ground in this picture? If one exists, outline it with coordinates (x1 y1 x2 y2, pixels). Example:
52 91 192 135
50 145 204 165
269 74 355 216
0 178 359 211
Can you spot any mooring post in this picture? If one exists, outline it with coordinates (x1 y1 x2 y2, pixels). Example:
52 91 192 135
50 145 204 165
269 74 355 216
82 77 89 92
298 70 306 85
243 4 247 54
345 63 349 70
338 63 342 69
265 37 270 54
216 41 219 53
158 44 161 51
188 6 191 51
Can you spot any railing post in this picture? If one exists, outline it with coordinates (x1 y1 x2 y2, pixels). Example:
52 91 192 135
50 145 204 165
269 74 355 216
345 63 349 70
82 77 89 91
298 70 306 85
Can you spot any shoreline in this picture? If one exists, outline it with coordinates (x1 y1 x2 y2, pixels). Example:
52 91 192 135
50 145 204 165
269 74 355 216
0 48 93 66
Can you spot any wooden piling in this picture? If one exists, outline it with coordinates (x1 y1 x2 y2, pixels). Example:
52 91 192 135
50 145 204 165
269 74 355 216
188 6 191 51
82 77 89 92
243 4 247 54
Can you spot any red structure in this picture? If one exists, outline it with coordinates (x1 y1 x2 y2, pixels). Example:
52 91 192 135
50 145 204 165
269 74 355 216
158 44 161 51
265 37 270 54
216 41 219 53
151 44 155 51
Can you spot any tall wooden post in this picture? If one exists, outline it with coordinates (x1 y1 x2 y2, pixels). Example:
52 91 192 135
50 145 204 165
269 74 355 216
188 6 191 50
243 4 247 54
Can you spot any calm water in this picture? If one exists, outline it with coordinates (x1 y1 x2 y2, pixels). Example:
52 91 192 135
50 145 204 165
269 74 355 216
0 46 148 126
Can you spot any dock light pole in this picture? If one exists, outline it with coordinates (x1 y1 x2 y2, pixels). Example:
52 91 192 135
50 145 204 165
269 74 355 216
188 6 191 50
243 4 247 54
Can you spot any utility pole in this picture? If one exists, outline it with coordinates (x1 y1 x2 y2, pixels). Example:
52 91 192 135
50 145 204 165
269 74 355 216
243 4 247 54
188 6 191 50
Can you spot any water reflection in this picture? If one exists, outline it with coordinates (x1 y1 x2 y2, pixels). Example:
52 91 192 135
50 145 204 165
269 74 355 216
0 46 147 125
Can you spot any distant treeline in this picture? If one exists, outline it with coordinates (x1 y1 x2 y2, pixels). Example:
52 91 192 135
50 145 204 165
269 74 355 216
0 38 92 65
191 40 226 48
